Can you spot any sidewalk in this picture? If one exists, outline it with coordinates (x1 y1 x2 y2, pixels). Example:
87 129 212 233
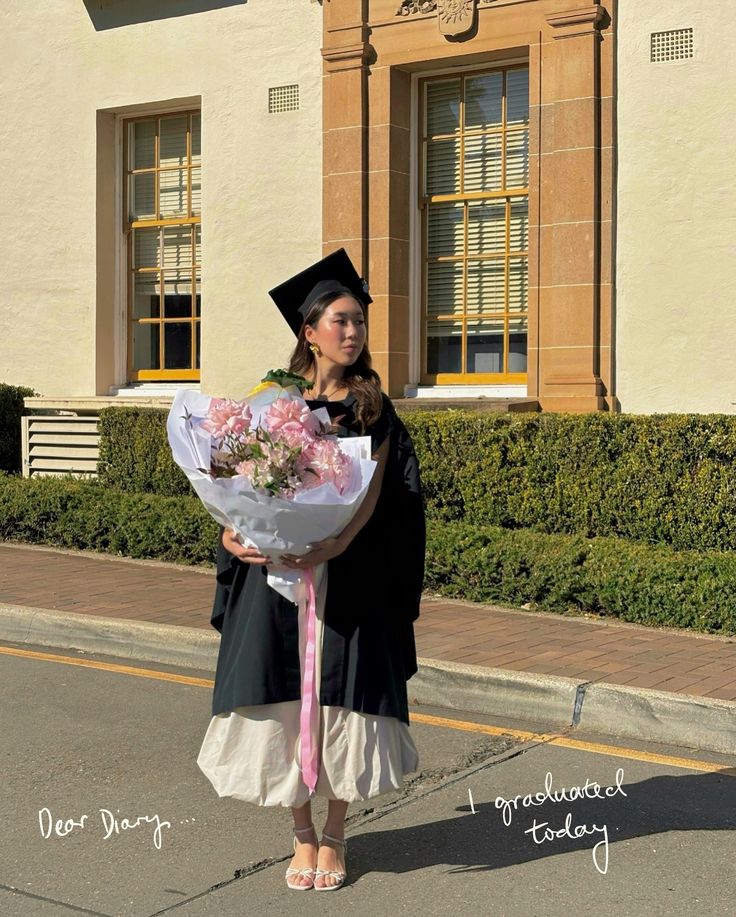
2 542 735 754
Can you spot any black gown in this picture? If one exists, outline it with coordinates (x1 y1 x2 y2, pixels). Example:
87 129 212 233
207 391 425 725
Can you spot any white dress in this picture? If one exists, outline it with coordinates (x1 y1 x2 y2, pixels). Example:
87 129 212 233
197 564 419 808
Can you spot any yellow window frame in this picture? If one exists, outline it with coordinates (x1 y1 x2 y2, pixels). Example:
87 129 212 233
419 66 529 385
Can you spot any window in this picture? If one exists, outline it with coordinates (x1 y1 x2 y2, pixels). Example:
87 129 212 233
420 67 528 383
124 111 201 381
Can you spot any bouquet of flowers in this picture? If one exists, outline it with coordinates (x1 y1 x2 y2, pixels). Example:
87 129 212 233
166 369 376 603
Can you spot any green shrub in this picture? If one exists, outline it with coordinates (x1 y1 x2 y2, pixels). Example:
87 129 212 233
0 383 37 474
425 519 736 634
2 474 735 634
95 404 736 552
98 407 191 496
0 473 216 564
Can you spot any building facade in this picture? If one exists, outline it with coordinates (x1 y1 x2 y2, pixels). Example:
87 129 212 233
2 0 735 473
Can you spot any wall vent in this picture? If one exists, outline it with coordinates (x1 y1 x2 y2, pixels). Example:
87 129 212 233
651 28 694 62
268 84 300 113
22 415 100 478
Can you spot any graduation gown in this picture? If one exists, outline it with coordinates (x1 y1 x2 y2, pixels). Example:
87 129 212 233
208 391 425 726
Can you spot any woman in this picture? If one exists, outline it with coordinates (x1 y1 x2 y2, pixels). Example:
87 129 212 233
196 250 425 891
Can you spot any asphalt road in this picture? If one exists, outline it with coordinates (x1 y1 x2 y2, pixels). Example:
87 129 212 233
2 642 735 917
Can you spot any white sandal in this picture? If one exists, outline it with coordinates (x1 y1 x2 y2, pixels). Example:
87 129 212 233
314 832 347 891
285 824 318 891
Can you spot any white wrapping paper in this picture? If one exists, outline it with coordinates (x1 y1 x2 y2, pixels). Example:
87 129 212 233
166 387 376 603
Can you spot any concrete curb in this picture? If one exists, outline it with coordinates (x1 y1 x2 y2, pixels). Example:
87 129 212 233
0 604 219 670
2 603 735 755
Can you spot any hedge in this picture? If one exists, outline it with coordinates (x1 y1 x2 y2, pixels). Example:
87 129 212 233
98 407 192 496
98 406 736 553
0 383 37 474
2 474 735 634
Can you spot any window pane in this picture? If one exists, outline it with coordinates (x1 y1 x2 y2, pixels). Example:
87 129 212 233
163 225 192 269
195 225 201 266
509 197 528 251
191 113 201 164
159 116 188 167
427 323 462 374
427 261 463 319
133 228 160 268
427 202 464 258
164 271 192 318
467 317 504 373
508 319 528 372
505 129 529 189
467 199 506 254
509 257 528 313
160 169 187 217
132 322 160 370
464 133 502 192
128 172 155 221
195 272 201 316
464 72 503 131
426 79 460 136
164 322 192 370
425 139 460 195
506 69 529 127
191 166 201 216
133 274 160 319
196 320 201 369
130 120 155 170
467 259 506 315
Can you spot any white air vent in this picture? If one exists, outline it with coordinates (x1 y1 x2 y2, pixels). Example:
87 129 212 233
22 415 100 478
268 84 300 113
651 28 694 62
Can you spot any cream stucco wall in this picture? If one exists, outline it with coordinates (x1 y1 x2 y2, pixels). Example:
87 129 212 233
616 3 736 413
0 0 322 400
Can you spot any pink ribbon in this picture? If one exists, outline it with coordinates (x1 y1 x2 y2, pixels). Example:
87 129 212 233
299 566 319 794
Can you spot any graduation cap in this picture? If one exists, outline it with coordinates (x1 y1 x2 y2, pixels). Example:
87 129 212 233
268 248 372 336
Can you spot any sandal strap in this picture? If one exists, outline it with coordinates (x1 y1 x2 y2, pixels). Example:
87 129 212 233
293 823 317 835
286 866 316 877
321 832 347 849
315 868 346 879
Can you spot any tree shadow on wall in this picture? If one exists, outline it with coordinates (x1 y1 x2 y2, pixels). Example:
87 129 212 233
82 0 247 31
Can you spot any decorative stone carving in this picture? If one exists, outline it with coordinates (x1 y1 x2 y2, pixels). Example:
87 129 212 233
396 0 437 14
396 0 500 14
437 0 475 35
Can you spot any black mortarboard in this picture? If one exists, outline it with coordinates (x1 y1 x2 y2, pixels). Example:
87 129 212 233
268 248 372 336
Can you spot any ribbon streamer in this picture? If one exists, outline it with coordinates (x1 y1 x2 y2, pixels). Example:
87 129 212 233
299 566 320 793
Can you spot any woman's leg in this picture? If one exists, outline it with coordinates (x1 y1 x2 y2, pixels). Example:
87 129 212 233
315 798 349 889
288 801 318 888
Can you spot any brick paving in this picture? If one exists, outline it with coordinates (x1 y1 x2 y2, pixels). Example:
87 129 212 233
2 543 736 702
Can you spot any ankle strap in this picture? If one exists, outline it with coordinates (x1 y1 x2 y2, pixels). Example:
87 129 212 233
294 824 316 835
322 832 347 847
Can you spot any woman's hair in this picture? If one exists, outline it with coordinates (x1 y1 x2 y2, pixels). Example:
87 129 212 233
287 290 383 432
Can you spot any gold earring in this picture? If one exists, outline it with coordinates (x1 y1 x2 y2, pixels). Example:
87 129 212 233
309 343 321 356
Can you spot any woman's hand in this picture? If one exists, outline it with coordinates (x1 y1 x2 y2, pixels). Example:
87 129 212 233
222 528 271 565
280 536 347 569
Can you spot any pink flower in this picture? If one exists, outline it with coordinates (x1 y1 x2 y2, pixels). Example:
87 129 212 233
202 398 252 440
265 398 319 439
304 437 353 494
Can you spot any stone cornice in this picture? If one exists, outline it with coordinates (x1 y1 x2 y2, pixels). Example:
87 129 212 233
321 44 370 72
546 5 606 38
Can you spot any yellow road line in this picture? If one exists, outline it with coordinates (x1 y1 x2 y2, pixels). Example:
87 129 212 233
409 711 736 776
5 645 735 776
0 645 214 688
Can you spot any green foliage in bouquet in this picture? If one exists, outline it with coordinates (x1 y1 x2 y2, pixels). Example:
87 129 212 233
261 369 312 391
0 383 37 474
